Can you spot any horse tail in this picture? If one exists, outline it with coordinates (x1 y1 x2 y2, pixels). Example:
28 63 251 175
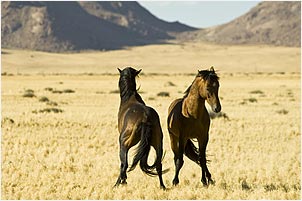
128 117 157 176
184 139 200 165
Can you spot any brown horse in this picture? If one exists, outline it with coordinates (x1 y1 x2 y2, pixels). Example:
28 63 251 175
114 67 166 189
167 67 221 186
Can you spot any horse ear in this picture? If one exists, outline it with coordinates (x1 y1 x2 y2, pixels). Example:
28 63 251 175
136 69 142 75
210 66 215 72
117 68 122 73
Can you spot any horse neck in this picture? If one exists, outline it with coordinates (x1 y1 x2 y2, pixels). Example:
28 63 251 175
119 76 145 105
182 80 205 118
119 86 145 105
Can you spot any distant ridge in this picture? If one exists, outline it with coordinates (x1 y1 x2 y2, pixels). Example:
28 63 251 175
79 1 195 39
1 1 196 52
176 1 301 47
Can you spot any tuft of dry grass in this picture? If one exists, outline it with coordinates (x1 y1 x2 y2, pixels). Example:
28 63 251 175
157 91 170 97
2 117 15 125
109 89 120 94
44 87 53 92
62 89 75 93
22 89 36 98
32 108 63 114
249 90 264 94
209 111 230 120
165 81 176 87
46 101 59 106
50 89 75 94
276 109 289 115
52 90 63 94
245 98 258 103
38 96 49 102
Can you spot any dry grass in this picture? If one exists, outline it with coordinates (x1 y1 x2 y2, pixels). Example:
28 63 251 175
1 42 301 199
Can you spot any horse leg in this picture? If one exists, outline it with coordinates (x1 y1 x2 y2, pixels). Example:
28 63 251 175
171 136 184 186
198 137 214 186
205 165 214 185
154 145 166 190
198 146 207 186
115 144 129 187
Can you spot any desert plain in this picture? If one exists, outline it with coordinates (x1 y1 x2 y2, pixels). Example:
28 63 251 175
1 42 301 199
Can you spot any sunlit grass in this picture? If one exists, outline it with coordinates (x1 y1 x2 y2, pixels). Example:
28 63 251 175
1 73 300 199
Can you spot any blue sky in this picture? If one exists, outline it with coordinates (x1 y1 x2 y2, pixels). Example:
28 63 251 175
138 1 261 28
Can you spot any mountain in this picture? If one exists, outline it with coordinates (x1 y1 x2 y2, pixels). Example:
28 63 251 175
1 1 196 52
79 1 195 39
176 1 301 47
2 1 300 51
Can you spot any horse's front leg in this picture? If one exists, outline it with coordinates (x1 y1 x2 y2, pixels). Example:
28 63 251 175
114 142 129 187
198 136 214 186
171 136 185 186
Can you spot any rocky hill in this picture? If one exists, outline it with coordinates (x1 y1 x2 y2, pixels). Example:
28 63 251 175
176 1 301 47
79 1 195 39
1 1 195 52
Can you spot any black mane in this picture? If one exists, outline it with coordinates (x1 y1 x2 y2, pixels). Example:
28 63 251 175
118 68 145 104
198 69 219 83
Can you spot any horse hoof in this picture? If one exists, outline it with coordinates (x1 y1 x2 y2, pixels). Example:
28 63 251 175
160 185 167 190
208 179 215 185
114 179 127 188
201 180 208 187
172 179 179 186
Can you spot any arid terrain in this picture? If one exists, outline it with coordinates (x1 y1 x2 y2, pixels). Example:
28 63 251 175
1 42 301 199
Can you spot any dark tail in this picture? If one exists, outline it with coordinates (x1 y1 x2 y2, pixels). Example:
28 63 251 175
184 139 200 165
128 121 157 176
184 139 211 165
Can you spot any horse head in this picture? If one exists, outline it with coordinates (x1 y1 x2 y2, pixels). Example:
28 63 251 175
197 67 221 113
118 67 141 79
118 67 143 103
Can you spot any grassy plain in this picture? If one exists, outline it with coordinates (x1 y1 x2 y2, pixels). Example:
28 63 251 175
1 42 300 74
1 42 301 199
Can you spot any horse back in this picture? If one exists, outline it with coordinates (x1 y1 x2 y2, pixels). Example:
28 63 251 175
118 95 161 134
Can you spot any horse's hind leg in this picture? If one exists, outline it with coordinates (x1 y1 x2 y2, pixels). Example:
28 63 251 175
115 143 129 187
154 144 166 190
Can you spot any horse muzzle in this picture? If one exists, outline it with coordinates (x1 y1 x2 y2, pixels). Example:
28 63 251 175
212 104 221 113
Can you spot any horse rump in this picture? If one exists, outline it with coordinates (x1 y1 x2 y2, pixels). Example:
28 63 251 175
128 121 158 176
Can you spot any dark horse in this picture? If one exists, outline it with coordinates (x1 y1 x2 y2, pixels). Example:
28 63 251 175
114 67 166 189
167 67 221 186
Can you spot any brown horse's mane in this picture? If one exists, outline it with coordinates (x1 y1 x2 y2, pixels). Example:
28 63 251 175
183 69 219 98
